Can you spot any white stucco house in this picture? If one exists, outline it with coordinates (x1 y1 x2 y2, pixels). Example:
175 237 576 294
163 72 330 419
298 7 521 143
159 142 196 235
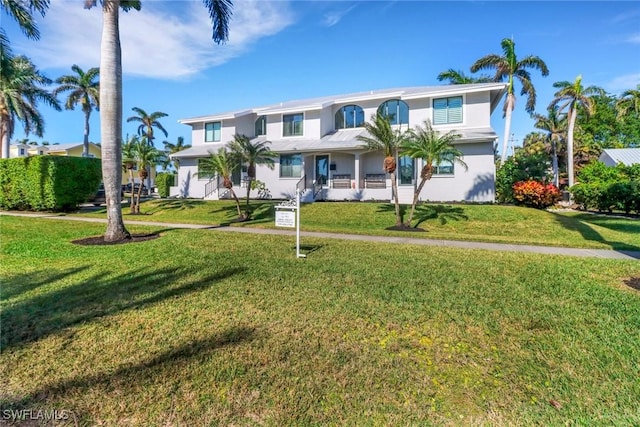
171 83 506 203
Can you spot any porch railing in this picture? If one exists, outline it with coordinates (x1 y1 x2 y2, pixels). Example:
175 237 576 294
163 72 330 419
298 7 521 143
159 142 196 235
204 175 221 199
296 175 306 194
312 180 323 200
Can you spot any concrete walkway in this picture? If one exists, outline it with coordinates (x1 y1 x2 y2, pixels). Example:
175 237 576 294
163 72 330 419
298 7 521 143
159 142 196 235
2 211 639 260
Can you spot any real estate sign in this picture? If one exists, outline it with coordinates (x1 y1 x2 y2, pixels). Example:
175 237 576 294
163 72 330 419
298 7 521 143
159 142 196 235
275 210 295 228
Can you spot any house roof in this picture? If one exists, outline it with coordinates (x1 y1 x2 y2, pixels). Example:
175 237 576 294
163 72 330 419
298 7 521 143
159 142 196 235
170 127 498 158
599 148 640 166
178 83 506 124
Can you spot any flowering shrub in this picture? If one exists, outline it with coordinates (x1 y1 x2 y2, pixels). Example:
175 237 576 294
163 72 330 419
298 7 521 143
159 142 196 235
512 180 561 209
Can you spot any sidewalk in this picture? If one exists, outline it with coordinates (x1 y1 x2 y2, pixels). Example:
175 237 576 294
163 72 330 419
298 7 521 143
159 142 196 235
2 211 639 260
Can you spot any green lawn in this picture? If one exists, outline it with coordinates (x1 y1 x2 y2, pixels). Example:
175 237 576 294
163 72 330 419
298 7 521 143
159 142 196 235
71 199 640 250
1 216 639 425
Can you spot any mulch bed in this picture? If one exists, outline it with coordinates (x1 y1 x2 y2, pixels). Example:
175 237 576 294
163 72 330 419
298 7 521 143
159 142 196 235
385 225 426 232
72 233 160 246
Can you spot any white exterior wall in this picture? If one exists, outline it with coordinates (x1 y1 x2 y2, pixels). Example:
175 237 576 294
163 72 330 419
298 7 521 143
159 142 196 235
417 142 495 202
235 115 254 138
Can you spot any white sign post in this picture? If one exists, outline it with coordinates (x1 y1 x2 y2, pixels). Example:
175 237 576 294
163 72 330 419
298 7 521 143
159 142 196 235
275 188 305 258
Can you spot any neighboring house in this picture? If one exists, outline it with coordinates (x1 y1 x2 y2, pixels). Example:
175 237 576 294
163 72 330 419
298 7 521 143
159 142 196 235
172 83 506 203
599 148 640 167
44 142 102 158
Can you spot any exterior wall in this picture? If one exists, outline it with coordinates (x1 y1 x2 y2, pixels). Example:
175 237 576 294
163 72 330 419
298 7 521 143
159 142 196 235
235 115 254 138
417 142 495 202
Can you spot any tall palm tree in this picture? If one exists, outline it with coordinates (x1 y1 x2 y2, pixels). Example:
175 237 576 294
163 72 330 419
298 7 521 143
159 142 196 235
549 75 604 188
131 136 164 213
0 55 60 158
162 136 191 171
436 68 492 84
198 147 242 217
53 65 100 157
471 38 549 165
616 85 640 119
357 113 409 227
532 106 567 187
401 120 465 227
127 107 168 195
84 0 232 242
227 134 275 219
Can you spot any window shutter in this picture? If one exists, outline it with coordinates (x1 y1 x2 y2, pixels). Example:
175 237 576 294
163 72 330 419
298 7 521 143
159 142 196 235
433 98 447 124
448 97 463 123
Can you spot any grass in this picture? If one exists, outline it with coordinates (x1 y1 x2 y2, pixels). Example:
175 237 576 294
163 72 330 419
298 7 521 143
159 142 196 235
70 199 640 250
1 215 639 425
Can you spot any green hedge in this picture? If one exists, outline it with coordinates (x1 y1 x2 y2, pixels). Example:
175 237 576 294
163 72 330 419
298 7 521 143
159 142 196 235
0 156 102 211
155 172 175 198
570 162 640 214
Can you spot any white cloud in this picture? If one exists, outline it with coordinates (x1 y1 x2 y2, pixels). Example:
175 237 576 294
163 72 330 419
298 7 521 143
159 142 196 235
603 73 640 93
626 33 640 44
322 4 356 27
17 0 294 79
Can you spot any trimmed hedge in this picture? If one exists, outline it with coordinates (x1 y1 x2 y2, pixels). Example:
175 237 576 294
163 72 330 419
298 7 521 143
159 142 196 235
0 156 102 211
155 172 175 198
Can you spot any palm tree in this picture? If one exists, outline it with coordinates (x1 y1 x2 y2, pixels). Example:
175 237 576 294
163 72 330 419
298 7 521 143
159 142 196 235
122 135 137 212
53 65 100 157
357 113 409 227
436 68 492 84
471 38 549 165
127 107 168 195
532 106 567 187
162 136 191 171
227 134 275 219
616 85 640 119
198 147 242 217
83 0 232 242
549 75 604 188
131 136 164 213
0 55 60 158
401 120 465 227
0 0 49 40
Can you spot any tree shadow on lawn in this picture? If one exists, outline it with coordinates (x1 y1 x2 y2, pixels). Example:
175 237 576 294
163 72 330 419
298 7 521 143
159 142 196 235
208 202 275 226
567 212 640 234
1 266 246 350
144 199 207 214
550 212 640 253
375 203 468 229
2 326 257 421
1 266 87 301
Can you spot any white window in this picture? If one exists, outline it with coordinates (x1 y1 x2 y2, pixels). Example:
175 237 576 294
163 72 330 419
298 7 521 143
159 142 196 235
205 122 221 142
283 113 303 137
433 96 463 125
280 154 302 178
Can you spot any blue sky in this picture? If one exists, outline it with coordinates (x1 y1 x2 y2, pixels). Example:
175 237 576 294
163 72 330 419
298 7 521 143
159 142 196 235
5 0 640 156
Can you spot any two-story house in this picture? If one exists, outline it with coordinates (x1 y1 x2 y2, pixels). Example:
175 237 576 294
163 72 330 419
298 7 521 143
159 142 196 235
171 83 506 203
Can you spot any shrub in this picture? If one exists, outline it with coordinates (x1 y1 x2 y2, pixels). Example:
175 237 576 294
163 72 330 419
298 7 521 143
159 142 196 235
496 153 552 203
0 156 101 211
155 172 175 198
512 180 561 209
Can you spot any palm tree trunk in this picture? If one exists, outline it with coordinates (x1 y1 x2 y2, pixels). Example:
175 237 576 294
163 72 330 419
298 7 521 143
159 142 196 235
391 148 401 226
100 0 130 241
83 109 90 157
129 169 135 214
230 189 242 217
551 138 559 187
244 177 252 219
405 176 429 227
567 109 577 188
136 178 143 213
500 94 515 165
0 123 8 159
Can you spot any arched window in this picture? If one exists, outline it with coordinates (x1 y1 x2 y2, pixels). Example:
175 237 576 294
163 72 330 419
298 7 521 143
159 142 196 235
377 99 409 125
335 105 365 129
255 115 267 136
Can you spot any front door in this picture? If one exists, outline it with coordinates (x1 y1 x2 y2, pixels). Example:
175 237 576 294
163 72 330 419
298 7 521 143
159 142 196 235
315 155 329 188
